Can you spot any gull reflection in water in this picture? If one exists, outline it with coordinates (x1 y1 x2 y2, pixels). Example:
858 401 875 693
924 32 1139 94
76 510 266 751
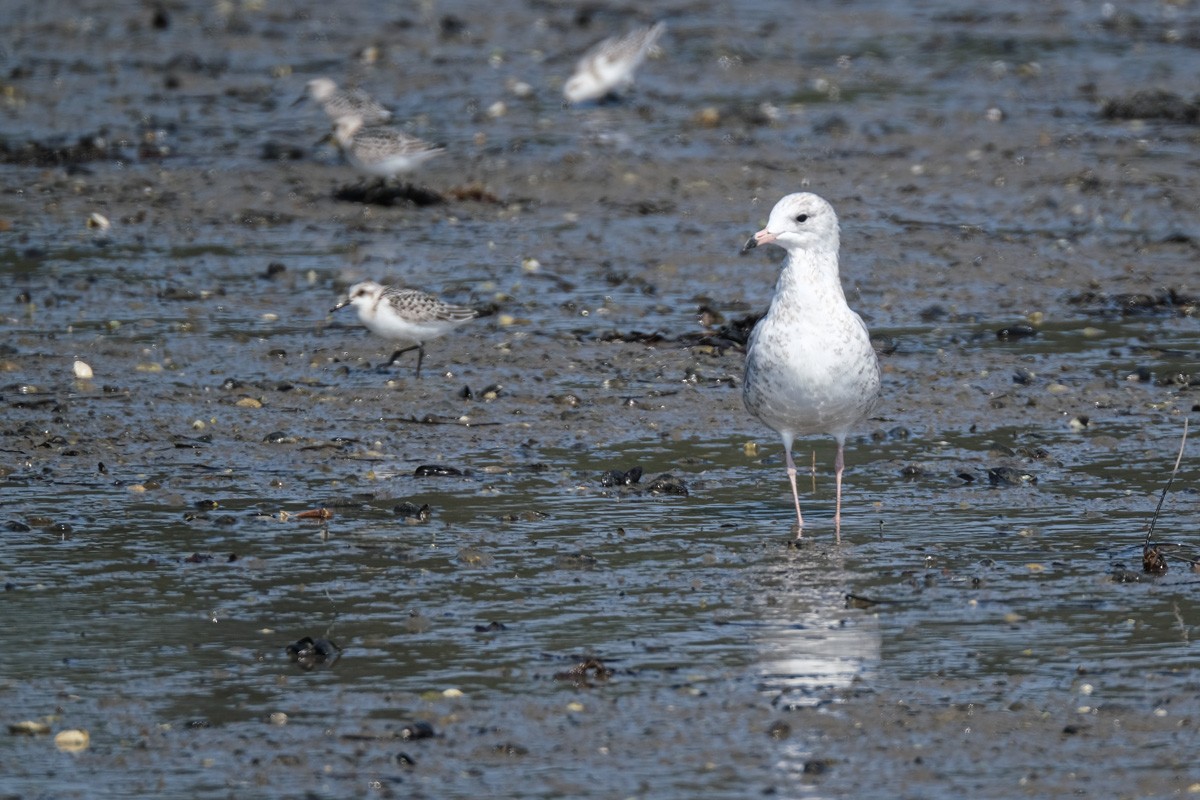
755 587 881 707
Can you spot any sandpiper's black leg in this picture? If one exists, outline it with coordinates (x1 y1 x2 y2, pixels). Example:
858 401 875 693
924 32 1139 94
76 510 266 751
413 345 426 378
384 344 421 372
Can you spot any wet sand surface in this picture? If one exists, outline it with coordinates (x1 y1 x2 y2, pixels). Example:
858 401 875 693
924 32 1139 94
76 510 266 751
1 0 1198 797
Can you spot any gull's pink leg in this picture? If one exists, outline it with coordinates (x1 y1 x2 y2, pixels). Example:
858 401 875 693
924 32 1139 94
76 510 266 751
783 438 804 538
833 438 846 543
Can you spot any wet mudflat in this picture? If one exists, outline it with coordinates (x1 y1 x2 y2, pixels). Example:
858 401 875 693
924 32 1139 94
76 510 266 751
1 0 1198 797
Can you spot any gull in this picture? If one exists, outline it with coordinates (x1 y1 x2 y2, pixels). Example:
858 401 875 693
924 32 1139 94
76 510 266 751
741 193 881 541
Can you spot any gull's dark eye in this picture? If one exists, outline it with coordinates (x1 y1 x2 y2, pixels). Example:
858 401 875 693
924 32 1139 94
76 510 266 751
795 213 808 223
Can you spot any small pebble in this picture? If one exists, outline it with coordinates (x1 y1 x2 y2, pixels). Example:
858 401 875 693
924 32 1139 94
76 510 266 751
695 106 721 126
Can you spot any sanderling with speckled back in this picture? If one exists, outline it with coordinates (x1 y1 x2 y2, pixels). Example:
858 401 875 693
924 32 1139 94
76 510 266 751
330 281 483 378
295 77 393 125
563 21 666 104
329 115 444 180
741 193 881 541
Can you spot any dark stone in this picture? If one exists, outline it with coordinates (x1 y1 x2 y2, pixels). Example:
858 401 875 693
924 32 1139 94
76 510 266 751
803 758 835 775
647 473 688 496
394 502 432 521
600 466 643 487
1100 90 1200 124
996 323 1037 340
414 465 462 477
286 636 342 670
400 721 436 740
474 621 507 632
334 181 445 208
987 466 1035 486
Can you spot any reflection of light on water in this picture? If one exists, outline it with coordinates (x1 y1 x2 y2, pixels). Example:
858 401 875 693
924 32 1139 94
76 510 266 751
754 592 882 789
756 604 881 707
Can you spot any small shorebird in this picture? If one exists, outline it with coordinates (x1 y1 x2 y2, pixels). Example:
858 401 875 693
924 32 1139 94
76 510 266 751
741 193 881 540
328 115 444 181
294 77 392 125
330 281 482 378
563 21 666 104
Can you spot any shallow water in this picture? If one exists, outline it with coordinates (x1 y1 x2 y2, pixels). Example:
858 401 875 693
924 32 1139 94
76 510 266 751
2 0 1199 797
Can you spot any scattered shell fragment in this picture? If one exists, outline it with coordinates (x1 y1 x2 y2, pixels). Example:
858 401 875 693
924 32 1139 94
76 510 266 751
695 106 721 127
54 729 90 752
86 212 110 231
1143 544 1167 574
8 720 51 736
72 360 93 379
